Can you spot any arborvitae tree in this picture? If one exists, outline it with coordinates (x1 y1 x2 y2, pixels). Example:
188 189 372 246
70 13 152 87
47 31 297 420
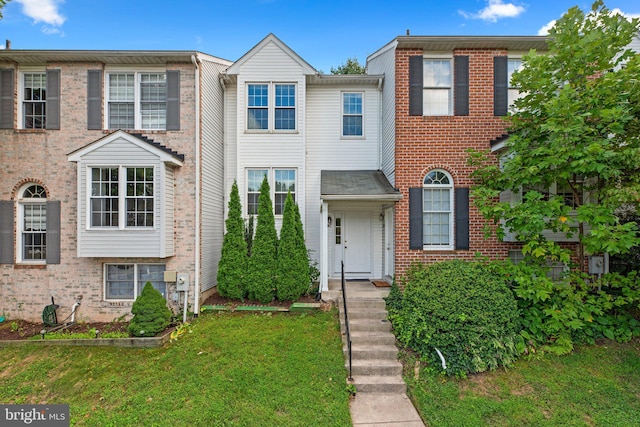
293 201 311 295
128 282 172 337
217 181 248 300
246 176 278 303
276 193 309 301
245 215 254 257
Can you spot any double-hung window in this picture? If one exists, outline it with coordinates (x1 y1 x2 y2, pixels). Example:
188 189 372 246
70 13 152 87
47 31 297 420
18 184 47 262
108 72 167 130
422 170 454 249
508 58 523 107
247 83 296 131
105 263 166 300
342 92 363 137
246 168 296 215
90 166 154 228
423 59 452 116
23 73 47 129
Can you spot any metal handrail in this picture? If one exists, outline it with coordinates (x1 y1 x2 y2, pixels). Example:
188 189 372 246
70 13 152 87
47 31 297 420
341 261 353 381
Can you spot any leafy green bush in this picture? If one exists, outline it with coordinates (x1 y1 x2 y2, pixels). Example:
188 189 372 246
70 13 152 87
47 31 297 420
217 181 248 300
128 282 172 337
388 260 521 377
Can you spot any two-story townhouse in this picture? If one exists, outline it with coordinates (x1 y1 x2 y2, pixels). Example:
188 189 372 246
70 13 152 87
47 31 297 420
221 34 401 294
367 36 553 278
0 50 231 322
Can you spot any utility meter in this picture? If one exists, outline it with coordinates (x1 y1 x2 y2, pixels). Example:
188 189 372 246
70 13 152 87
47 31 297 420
176 273 190 291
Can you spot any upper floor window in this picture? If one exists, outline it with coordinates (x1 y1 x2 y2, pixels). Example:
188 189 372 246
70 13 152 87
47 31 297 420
508 59 523 107
423 170 454 249
107 72 167 130
18 184 47 263
90 166 154 228
23 73 46 129
423 59 452 116
342 92 363 137
246 168 296 215
246 83 296 131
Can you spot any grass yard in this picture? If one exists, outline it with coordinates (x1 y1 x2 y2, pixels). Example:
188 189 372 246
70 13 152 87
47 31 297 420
0 311 352 427
403 338 640 427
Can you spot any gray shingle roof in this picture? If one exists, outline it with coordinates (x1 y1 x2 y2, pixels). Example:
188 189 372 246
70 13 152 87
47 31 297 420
321 170 402 201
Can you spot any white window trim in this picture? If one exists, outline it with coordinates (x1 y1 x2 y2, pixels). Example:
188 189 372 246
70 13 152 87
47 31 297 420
508 57 524 110
18 67 47 130
245 82 298 133
422 169 454 250
103 263 166 301
245 167 297 216
341 91 365 139
104 67 167 131
423 55 453 117
16 184 47 264
86 165 157 231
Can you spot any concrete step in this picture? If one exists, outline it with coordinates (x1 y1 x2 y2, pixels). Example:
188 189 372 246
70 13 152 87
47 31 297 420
346 330 397 346
344 344 399 360
339 308 388 321
350 375 407 394
342 318 392 333
341 298 388 310
348 359 403 376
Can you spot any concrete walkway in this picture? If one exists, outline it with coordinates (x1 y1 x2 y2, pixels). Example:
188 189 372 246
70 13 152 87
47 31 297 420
323 280 426 427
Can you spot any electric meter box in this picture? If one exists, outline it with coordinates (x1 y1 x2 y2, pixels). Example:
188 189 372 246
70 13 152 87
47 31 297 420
176 273 190 291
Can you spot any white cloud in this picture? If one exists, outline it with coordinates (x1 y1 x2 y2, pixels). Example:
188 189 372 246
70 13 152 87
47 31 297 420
537 8 640 35
609 8 640 20
537 20 556 35
16 0 65 27
458 0 526 23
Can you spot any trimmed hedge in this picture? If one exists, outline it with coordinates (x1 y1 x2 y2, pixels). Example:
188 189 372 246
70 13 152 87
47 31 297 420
128 282 172 337
387 260 521 376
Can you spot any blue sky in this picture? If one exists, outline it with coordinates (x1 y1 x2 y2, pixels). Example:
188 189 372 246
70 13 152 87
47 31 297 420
1 0 639 72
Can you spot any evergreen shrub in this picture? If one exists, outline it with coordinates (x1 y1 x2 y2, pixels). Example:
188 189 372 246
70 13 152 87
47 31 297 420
128 282 172 337
217 181 248 300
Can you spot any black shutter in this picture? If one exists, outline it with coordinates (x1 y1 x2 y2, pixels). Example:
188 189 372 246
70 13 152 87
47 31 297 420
454 56 469 116
0 69 15 129
409 188 423 250
409 56 423 116
494 56 508 116
46 201 61 264
0 201 14 264
46 69 60 130
166 70 180 130
455 188 470 250
87 70 103 130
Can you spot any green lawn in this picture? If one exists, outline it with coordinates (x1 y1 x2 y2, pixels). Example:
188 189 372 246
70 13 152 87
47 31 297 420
0 311 352 426
403 338 640 427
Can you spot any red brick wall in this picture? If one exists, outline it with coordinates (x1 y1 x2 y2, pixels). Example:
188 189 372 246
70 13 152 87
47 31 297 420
394 47 519 277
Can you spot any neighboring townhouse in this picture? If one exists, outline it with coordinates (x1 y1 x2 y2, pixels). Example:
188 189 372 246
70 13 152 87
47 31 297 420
367 36 553 277
0 50 231 322
221 34 401 293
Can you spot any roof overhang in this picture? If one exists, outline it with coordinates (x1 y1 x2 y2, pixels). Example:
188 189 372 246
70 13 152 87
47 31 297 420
394 36 549 52
0 50 203 65
321 170 402 202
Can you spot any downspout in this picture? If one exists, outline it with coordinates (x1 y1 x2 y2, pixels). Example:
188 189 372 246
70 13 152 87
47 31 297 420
191 54 201 317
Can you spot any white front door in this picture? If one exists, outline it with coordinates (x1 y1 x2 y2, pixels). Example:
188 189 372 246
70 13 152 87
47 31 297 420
343 212 372 274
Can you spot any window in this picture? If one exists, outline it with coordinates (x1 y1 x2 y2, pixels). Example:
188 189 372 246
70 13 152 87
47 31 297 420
246 168 296 215
423 59 452 116
422 170 454 249
18 184 47 262
508 59 523 107
23 73 46 129
90 166 154 228
105 263 166 300
246 83 296 131
509 250 568 281
107 72 167 130
342 92 363 136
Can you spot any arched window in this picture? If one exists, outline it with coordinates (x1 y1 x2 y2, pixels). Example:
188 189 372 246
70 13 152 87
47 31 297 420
18 184 47 262
422 170 454 249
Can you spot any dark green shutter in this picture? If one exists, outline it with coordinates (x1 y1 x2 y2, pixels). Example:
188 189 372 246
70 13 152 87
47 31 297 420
0 201 14 264
409 188 423 250
0 69 15 129
494 56 508 116
409 56 423 116
46 69 60 130
454 188 470 250
87 70 103 130
46 201 61 264
454 56 469 116
166 70 180 130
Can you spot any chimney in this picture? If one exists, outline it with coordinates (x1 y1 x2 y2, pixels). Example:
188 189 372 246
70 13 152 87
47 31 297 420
406 29 410 36
5 40 10 50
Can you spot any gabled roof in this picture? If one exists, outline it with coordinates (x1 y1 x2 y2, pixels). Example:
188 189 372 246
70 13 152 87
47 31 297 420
67 130 184 166
224 33 317 76
321 170 402 201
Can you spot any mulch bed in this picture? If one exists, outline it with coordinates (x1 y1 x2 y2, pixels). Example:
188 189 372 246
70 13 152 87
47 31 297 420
201 290 319 309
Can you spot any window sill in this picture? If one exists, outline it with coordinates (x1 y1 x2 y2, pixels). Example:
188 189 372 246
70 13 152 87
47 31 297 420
15 129 48 134
14 263 46 269
103 129 168 134
340 135 365 140
244 130 299 135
